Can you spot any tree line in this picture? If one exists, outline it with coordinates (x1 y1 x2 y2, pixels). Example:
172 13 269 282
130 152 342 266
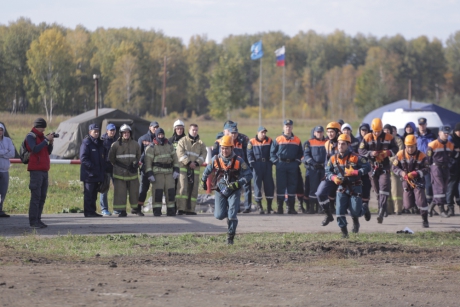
1 17 460 122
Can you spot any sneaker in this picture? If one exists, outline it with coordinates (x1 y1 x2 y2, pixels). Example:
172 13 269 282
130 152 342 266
101 210 112 216
118 211 127 217
113 210 121 215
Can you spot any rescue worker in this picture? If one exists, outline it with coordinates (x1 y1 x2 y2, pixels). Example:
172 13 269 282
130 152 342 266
392 135 430 227
325 134 371 238
416 117 436 214
427 125 456 218
137 121 159 214
357 122 372 221
108 124 141 217
201 135 252 244
359 118 398 223
341 123 359 152
247 126 274 214
316 122 341 224
387 124 405 215
446 122 460 216
79 124 106 218
270 119 303 214
176 124 207 215
99 123 117 216
303 126 327 214
144 128 180 216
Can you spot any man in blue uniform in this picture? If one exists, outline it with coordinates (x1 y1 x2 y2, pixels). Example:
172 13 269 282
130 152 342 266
270 119 303 214
99 123 117 216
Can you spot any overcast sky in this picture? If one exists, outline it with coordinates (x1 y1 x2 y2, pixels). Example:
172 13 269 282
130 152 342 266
2 0 460 44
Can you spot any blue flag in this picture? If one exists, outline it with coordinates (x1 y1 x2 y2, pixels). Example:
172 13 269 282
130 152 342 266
251 41 263 60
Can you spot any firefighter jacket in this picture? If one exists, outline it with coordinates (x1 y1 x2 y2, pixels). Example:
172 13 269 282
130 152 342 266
109 137 141 181
247 136 273 166
358 132 398 169
202 152 252 191
212 134 248 163
426 138 455 166
303 137 327 169
177 134 207 167
144 139 179 176
325 150 371 189
392 149 429 179
415 129 435 154
270 133 303 165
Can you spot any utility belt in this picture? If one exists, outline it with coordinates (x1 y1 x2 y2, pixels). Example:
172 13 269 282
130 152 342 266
343 179 362 186
153 162 173 169
432 162 448 169
337 188 362 198
280 158 296 163
115 161 138 173
312 163 324 169
255 158 268 162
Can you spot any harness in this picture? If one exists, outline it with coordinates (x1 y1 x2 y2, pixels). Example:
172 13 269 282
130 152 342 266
211 157 238 191
400 150 424 190
333 153 362 198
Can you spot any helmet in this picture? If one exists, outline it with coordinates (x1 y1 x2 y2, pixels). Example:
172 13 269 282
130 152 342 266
173 120 185 129
371 118 383 131
337 134 351 143
341 123 352 132
120 124 131 132
405 135 417 146
220 135 233 147
326 122 341 130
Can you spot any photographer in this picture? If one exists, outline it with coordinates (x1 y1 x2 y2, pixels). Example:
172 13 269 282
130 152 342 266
26 118 54 229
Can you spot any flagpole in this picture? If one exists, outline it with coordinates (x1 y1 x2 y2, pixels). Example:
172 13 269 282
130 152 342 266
282 63 285 122
259 58 262 126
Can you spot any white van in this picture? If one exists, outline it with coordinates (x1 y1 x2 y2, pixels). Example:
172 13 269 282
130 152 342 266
381 108 442 136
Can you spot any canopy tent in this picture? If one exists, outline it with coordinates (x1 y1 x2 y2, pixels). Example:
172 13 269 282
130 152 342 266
51 108 151 159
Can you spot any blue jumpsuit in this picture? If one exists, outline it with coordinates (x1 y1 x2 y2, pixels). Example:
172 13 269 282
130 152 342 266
247 136 274 204
316 138 339 210
303 137 327 212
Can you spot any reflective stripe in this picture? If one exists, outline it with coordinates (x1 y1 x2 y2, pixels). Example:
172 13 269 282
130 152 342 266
379 191 390 195
433 194 446 198
338 215 346 217
420 207 429 211
318 200 329 205
113 174 138 180
266 196 274 199
146 153 154 158
154 154 172 160
186 151 200 157
179 155 188 162
433 148 452 152
287 194 296 196
116 154 136 158
309 195 317 199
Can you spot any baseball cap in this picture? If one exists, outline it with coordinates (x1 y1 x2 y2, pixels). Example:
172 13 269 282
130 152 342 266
284 119 293 125
106 123 116 131
89 123 100 131
229 125 238 133
314 126 324 132
418 118 427 125
258 126 267 132
440 125 452 134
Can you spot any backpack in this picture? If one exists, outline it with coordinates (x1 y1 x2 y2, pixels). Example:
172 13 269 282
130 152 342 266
19 132 36 164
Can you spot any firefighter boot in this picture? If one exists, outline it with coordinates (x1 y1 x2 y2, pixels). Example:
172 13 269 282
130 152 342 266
153 207 162 217
256 201 265 214
321 207 334 226
447 204 455 217
287 199 298 214
136 205 145 217
340 226 349 239
376 208 384 224
363 202 371 221
276 199 284 214
422 211 429 228
439 205 449 218
166 207 176 216
297 198 306 213
308 199 316 214
266 199 273 214
227 233 235 245
352 217 360 233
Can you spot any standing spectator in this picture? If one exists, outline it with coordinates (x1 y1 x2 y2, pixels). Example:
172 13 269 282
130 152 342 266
80 124 106 217
26 118 54 228
446 122 460 216
0 123 15 217
416 117 436 212
99 123 117 216
169 120 186 213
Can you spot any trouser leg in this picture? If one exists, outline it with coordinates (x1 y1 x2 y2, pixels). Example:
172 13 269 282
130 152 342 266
316 180 335 211
164 173 176 215
390 171 403 214
138 171 151 205
276 163 288 203
264 164 275 212
99 174 113 212
253 164 263 204
424 173 433 204
336 192 349 229
83 182 98 215
152 174 165 216
28 171 48 225
129 178 140 209
243 181 252 210
0 172 9 213
113 179 128 212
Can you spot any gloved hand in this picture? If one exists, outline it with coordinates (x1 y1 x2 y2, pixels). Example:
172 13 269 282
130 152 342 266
227 181 239 190
331 175 343 185
377 150 392 161
403 175 408 181
344 166 359 177
172 171 179 180
201 179 207 190
148 175 156 183
407 171 418 179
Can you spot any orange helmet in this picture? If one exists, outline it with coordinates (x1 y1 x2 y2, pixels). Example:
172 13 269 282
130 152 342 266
337 134 351 143
371 118 383 131
405 135 417 146
220 135 233 147
326 122 341 130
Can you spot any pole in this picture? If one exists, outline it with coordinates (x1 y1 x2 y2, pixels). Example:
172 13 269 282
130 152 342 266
408 79 412 109
282 64 285 122
259 58 262 126
162 56 167 117
94 77 99 117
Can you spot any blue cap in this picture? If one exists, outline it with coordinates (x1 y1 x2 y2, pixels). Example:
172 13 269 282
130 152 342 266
229 125 238 133
284 119 293 125
224 123 233 130
89 123 100 131
258 126 267 132
418 117 427 125
314 126 324 132
106 123 116 131
440 125 452 134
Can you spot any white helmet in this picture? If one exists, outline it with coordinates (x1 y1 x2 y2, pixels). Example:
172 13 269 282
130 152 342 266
120 124 131 132
173 119 185 129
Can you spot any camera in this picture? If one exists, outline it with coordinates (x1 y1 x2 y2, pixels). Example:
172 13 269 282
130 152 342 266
51 132 59 138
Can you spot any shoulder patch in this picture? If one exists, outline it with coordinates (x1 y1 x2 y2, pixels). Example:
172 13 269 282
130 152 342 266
427 150 432 156
359 142 365 149
393 159 399 166
304 143 309 149
247 143 252 150
241 162 248 170
361 157 367 164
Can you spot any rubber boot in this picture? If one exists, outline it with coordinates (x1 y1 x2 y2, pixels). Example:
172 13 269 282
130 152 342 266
376 208 384 224
422 211 429 228
266 199 273 214
438 205 449 218
287 199 298 214
276 199 284 214
340 226 349 238
363 202 371 221
227 233 234 245
321 207 334 226
352 217 360 233
447 204 455 217
297 198 306 213
153 207 162 217
136 205 145 216
166 207 176 216
308 199 316 214
256 201 265 214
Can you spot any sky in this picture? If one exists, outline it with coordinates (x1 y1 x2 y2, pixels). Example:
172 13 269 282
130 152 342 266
2 0 460 44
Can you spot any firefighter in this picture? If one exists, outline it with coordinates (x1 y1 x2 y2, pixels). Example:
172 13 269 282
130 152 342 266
176 124 207 215
416 117 436 214
137 121 159 214
108 124 141 217
446 122 460 216
392 135 430 227
427 125 456 218
303 126 327 214
316 122 341 225
325 134 371 238
247 126 274 214
386 124 405 215
270 119 303 214
144 128 180 216
201 135 252 244
340 123 359 153
359 118 398 223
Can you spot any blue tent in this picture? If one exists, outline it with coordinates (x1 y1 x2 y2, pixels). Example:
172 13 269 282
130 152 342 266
362 99 460 128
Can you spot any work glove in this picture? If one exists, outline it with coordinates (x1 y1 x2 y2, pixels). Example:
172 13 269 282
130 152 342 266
331 175 343 185
403 175 408 181
227 181 239 190
172 171 179 180
377 150 392 161
201 179 207 190
407 171 418 179
148 175 156 183
344 166 359 177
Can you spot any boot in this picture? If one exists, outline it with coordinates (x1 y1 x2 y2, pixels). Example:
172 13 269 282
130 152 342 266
447 205 455 217
340 226 349 239
131 207 138 214
266 199 273 214
376 208 384 224
439 205 449 218
428 203 439 217
276 199 284 214
297 198 306 213
363 203 371 221
308 199 316 214
153 207 162 216
227 233 235 245
422 212 429 228
352 217 360 233
287 199 298 214
166 207 176 216
256 201 265 214
321 207 334 226
136 205 145 216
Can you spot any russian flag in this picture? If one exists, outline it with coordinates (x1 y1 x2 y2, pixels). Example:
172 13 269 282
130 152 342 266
275 46 285 67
